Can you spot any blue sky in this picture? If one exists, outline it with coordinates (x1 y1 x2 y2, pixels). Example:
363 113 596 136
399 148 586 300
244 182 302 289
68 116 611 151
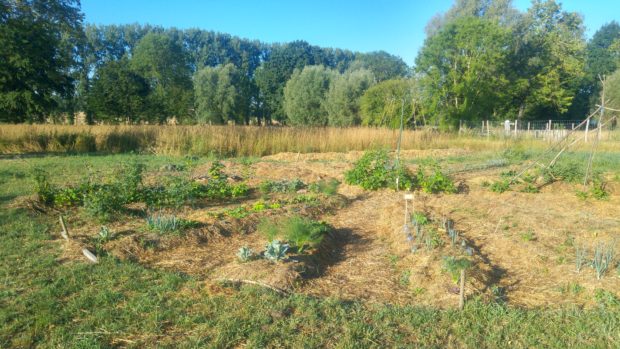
82 0 620 66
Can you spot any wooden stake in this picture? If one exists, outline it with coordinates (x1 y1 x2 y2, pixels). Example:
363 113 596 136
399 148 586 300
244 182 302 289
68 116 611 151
59 215 69 240
459 269 466 310
82 248 98 263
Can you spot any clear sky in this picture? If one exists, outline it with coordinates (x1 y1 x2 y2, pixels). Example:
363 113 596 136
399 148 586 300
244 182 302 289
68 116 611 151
81 0 620 66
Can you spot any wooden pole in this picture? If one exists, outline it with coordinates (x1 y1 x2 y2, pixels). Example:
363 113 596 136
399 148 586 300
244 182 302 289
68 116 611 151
514 119 518 137
459 269 466 310
585 119 589 142
486 120 490 138
59 215 69 240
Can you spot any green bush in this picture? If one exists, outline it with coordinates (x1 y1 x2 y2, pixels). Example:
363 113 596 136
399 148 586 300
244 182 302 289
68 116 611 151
490 180 510 193
259 179 305 194
282 216 329 253
345 150 413 190
32 168 56 205
309 179 340 196
416 166 456 194
542 161 585 184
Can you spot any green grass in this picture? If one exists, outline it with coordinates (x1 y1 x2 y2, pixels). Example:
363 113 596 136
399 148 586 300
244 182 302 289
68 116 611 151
1 154 620 348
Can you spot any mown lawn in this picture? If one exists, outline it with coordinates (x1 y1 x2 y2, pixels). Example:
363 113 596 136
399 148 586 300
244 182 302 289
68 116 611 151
1 153 619 348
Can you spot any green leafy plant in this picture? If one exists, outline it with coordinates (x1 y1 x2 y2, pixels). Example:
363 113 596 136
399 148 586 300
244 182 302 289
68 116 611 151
264 240 289 262
345 150 413 190
424 228 443 251
98 226 112 242
309 179 340 196
490 180 510 193
442 256 472 284
260 179 306 194
32 168 56 205
282 216 329 253
237 246 254 262
590 181 609 200
416 166 456 194
412 212 428 226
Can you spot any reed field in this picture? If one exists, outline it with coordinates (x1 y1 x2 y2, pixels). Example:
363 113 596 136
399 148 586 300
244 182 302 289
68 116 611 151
2 124 619 157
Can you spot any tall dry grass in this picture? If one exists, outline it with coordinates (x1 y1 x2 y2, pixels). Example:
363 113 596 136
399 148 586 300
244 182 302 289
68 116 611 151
0 124 618 157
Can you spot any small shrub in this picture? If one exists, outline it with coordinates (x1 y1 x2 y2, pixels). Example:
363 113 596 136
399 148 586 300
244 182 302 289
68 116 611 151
260 179 306 194
83 186 126 222
442 256 471 284
282 216 329 253
411 212 428 226
590 181 609 200
345 150 413 190
416 166 456 194
542 161 585 184
32 168 56 205
490 180 510 193
264 240 289 262
237 246 254 262
309 179 340 195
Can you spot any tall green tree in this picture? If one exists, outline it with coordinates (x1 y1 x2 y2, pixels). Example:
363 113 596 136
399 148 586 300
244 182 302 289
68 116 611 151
87 58 150 123
325 68 375 126
193 63 243 124
255 41 332 123
416 17 511 128
508 0 586 120
131 32 193 123
0 0 83 123
283 65 336 126
359 79 417 128
425 0 520 36
347 51 409 82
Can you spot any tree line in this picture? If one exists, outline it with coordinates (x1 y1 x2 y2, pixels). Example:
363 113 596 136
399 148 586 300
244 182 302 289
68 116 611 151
1 0 619 128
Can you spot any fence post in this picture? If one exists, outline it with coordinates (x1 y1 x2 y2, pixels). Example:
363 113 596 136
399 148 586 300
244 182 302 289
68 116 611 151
486 120 490 138
514 119 518 137
585 119 589 142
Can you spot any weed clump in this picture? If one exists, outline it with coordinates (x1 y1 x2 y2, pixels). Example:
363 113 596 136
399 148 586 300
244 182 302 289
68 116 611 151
345 150 413 190
257 215 330 253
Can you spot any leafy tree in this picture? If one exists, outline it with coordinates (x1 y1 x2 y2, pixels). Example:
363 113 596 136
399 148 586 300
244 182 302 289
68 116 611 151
416 17 511 128
255 41 333 123
0 0 83 123
283 65 336 126
508 0 586 120
87 58 150 123
425 0 520 36
325 69 375 126
348 51 409 82
604 69 620 113
131 32 193 123
360 79 417 128
194 63 245 124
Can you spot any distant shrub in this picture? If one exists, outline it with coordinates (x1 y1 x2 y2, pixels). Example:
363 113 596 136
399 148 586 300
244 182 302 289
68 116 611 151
32 168 56 205
260 179 305 194
416 165 456 194
490 180 510 193
308 179 340 196
345 150 413 190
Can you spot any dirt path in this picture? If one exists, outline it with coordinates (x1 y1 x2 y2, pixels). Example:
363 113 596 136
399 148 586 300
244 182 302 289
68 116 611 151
300 191 414 304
